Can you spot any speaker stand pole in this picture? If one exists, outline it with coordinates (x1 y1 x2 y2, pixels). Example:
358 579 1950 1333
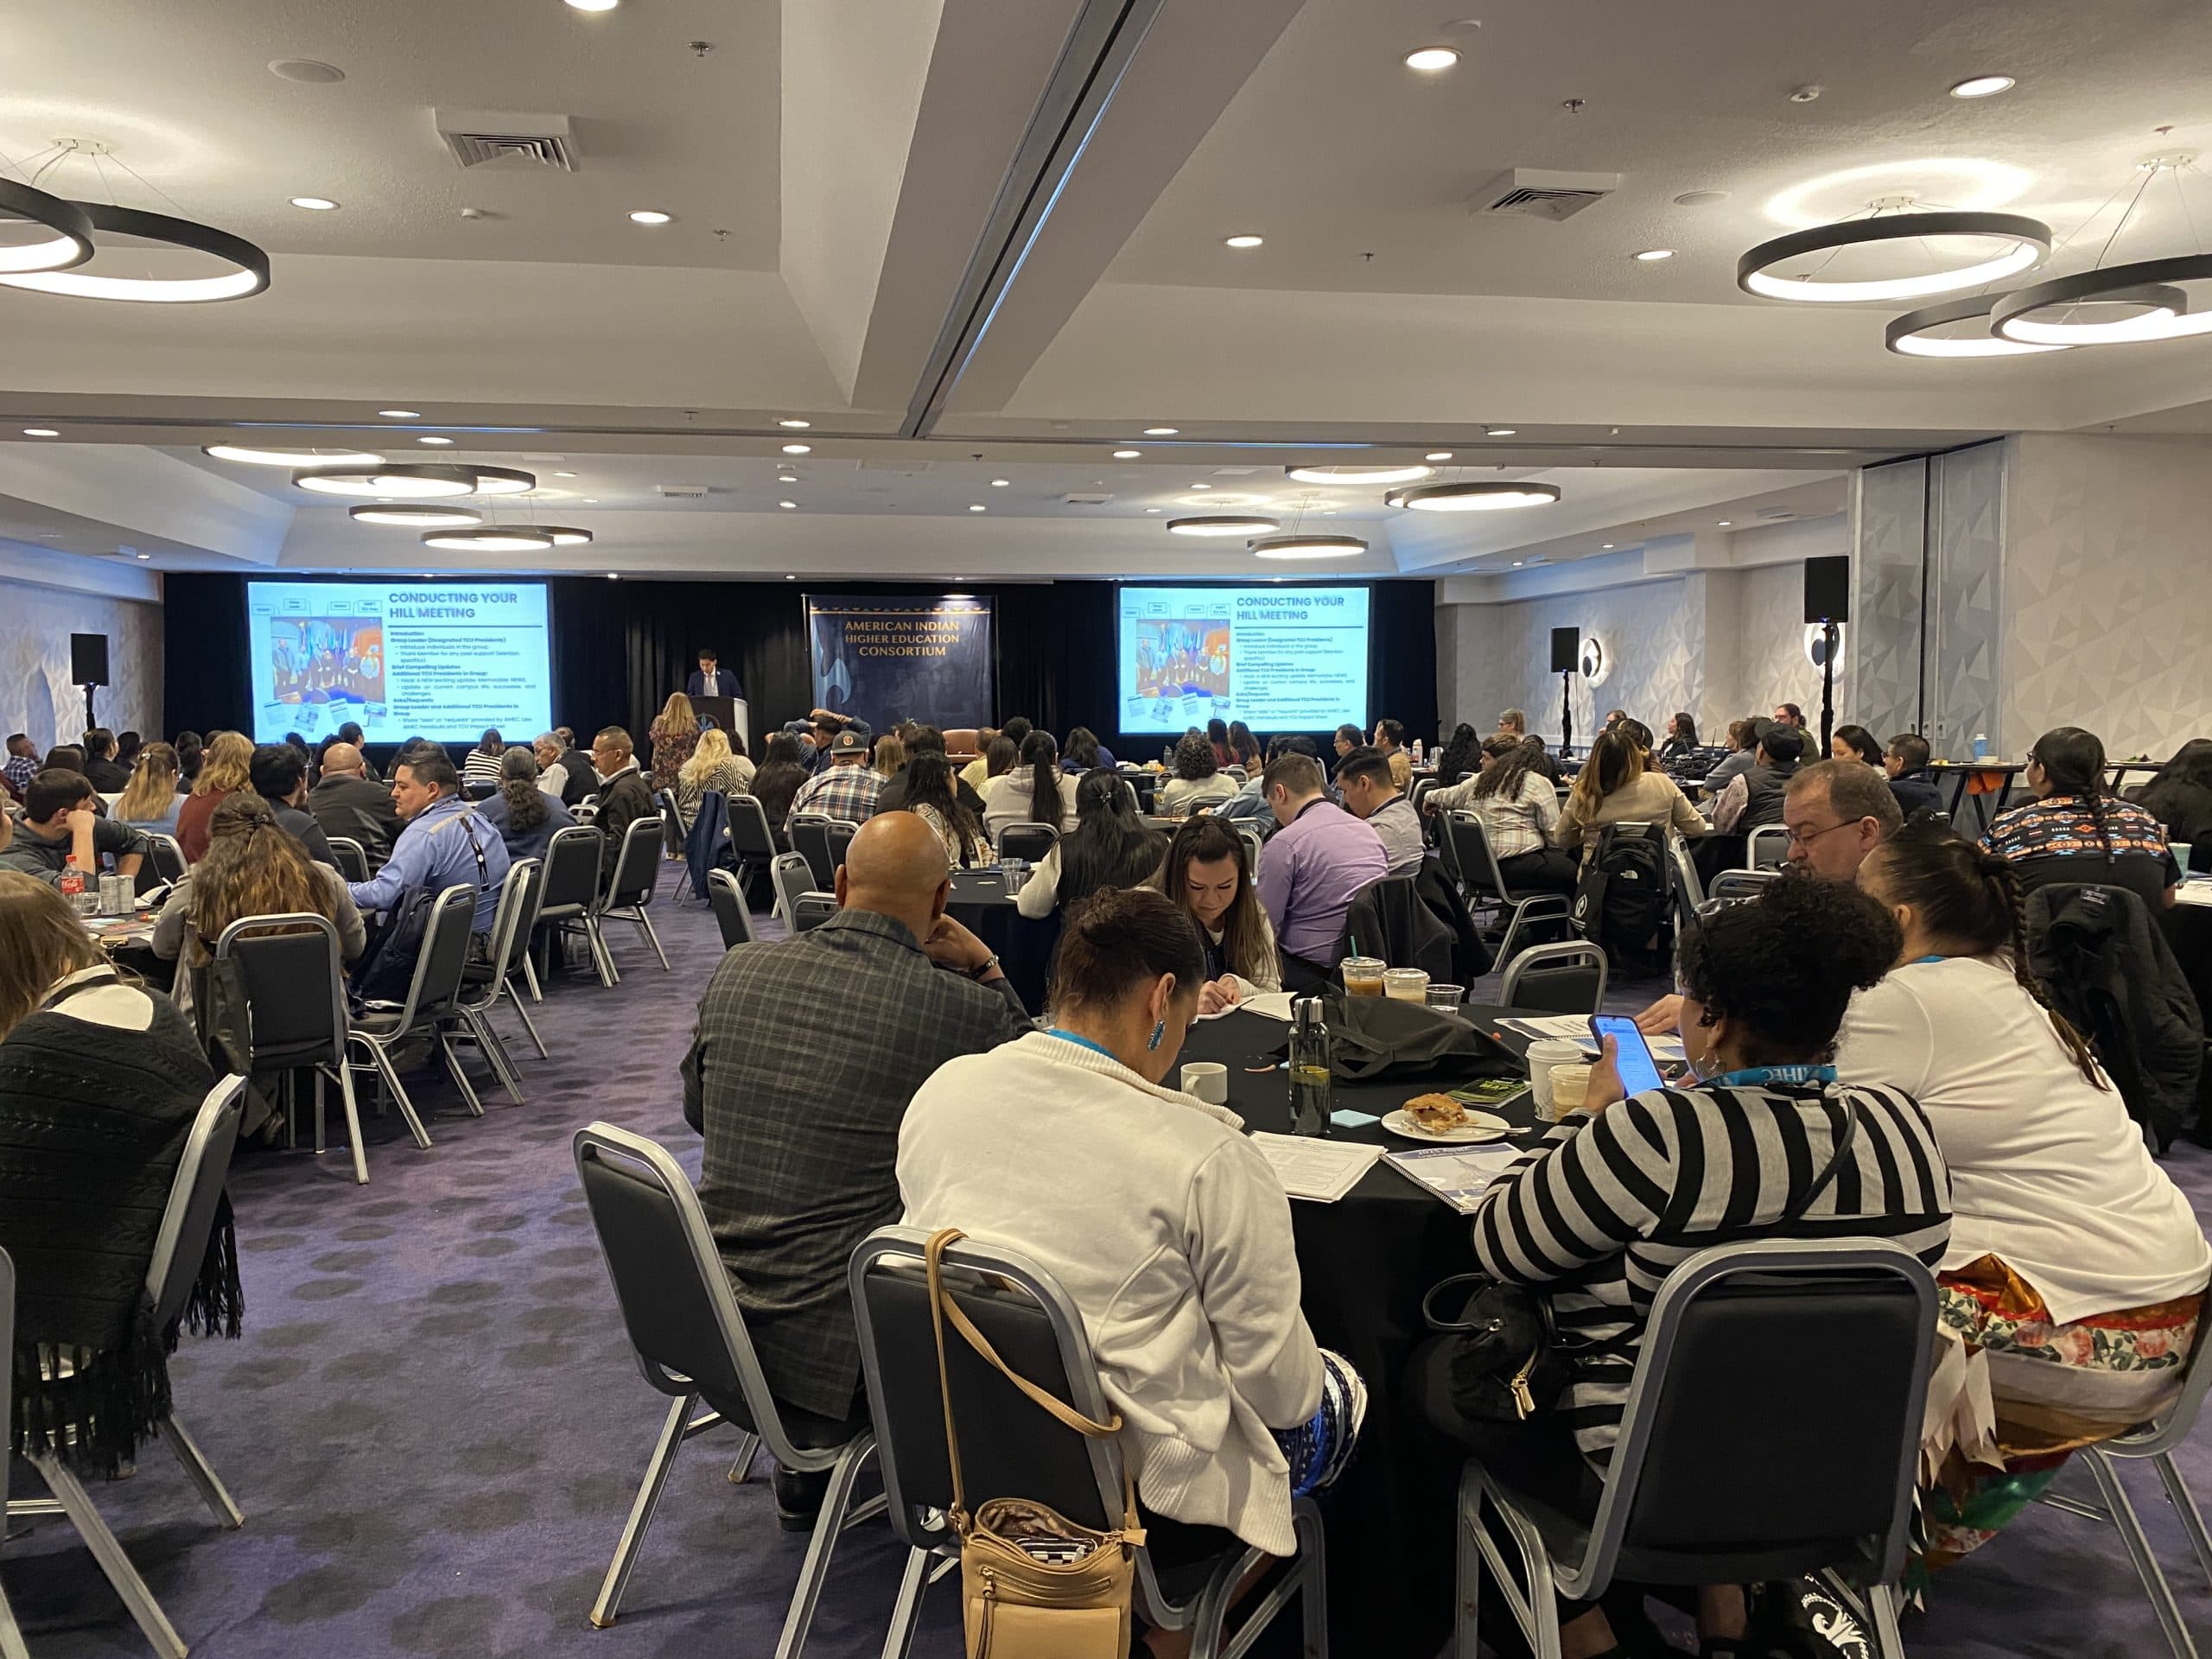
1818 621 1837 756
1560 671 1574 759
81 683 97 732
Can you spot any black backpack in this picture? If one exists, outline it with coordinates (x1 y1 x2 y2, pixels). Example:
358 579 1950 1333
1573 822 1670 974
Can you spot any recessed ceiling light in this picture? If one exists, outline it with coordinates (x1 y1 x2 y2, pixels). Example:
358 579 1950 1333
1142 427 1179 436
22 428 58 437
779 500 798 509
1512 562 1523 568
1602 543 1615 549
1322 510 1338 516
1426 451 1454 461
781 443 810 454
785 574 796 581
289 196 339 211
778 418 810 429
1485 428 1516 437
1633 248 1675 262
628 210 672 226
1224 234 1264 249
203 443 383 467
567 0 620 10
1190 482 1211 490
1949 74 2016 99
554 470 576 478
990 478 1009 487
1145 507 1160 513
778 474 799 484
1716 520 1732 526
582 497 599 503
1404 46 1461 71
136 551 151 560
607 572 620 579
969 504 987 512
1113 449 1141 459
418 435 454 445
269 58 346 82
378 410 420 419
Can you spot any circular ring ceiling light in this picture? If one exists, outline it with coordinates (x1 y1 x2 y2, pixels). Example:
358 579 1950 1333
1249 532 1367 560
421 526 555 552
348 504 484 527
206 443 385 467
1737 211 2051 302
0 180 94 274
293 463 483 499
1284 463 1433 485
0 201 270 302
533 524 595 545
1993 256 2212 346
1886 284 2185 356
1167 515 1280 537
1383 481 1562 512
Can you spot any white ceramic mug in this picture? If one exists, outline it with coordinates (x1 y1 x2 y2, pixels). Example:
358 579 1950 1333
1179 1062 1230 1105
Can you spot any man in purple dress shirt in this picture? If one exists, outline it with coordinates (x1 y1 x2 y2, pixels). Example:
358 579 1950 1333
1255 752 1388 991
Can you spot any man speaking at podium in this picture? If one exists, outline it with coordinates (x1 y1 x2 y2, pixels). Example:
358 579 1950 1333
687 647 742 701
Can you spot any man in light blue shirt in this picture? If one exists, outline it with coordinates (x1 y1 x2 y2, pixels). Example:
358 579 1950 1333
346 751 510 934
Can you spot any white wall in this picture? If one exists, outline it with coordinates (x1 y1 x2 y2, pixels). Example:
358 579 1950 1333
0 554 163 751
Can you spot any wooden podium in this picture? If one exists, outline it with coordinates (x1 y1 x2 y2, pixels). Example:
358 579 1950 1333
693 695 749 753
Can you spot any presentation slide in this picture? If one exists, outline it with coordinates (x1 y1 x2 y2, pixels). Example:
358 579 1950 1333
1117 584 1370 735
244 580 552 745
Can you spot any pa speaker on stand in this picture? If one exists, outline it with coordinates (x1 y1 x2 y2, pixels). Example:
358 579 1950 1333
1550 626 1580 754
70 632 109 730
1802 557 1848 753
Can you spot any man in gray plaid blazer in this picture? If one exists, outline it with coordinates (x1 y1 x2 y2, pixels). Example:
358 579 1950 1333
683 811 1032 1526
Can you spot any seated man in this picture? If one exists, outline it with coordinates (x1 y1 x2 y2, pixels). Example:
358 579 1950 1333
1711 725 1805 833
785 709 872 774
874 725 986 816
1885 731 1943 817
1371 718 1414 790
250 742 339 868
2 734 38 798
1334 744 1425 875
785 729 881 833
308 741 404 862
0 769 148 885
345 750 510 935
1256 752 1387 989
681 812 1029 1526
585 726 659 882
532 732 593 808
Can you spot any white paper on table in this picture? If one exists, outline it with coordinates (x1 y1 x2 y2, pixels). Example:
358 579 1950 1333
1500 1014 1686 1063
1232 990 1298 1021
1246 1133 1384 1202
1382 1145 1526 1214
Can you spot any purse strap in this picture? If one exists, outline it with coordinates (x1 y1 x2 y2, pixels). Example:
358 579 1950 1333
923 1228 1137 1534
1780 1095 1861 1227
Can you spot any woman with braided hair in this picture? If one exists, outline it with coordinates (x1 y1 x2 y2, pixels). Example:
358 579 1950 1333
1843 814 2212 1576
1982 725 2180 909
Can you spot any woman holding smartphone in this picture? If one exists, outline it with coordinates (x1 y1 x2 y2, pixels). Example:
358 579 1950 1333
1409 876 1952 1657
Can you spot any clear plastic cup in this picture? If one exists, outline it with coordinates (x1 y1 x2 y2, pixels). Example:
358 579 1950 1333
1425 982 1465 1012
1383 968 1429 1003
1340 956 1387 997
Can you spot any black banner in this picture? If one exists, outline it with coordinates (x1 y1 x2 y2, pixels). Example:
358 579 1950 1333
805 594 994 728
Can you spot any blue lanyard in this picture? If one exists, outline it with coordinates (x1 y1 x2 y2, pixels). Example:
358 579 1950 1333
1707 1064 1837 1089
1910 954 1947 965
1044 1028 1117 1062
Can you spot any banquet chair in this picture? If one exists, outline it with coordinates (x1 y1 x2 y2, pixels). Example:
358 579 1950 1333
344 884 486 1132
537 823 615 988
2039 1292 2212 1658
453 858 545 1099
1443 811 1573 969
655 789 686 861
772 851 834 933
143 830 188 885
851 1225 1328 1659
996 821 1059 865
826 817 859 874
791 815 838 889
1745 824 1792 870
572 1126 880 1653
1456 1238 1935 1659
1499 941 1609 1016
0 1250 23 1659
215 912 378 1183
599 817 672 977
1707 869 1778 904
326 836 372 883
707 867 758 950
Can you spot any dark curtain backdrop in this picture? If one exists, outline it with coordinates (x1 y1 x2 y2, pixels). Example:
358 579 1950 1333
161 574 1437 758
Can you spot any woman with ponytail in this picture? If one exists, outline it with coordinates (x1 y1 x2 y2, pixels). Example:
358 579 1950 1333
1983 725 2180 908
1844 815 2212 1575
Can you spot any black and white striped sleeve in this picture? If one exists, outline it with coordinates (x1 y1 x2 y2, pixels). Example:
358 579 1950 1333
1471 1098 1679 1285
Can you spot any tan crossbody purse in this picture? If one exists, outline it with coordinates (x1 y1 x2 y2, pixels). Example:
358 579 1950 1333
924 1228 1146 1659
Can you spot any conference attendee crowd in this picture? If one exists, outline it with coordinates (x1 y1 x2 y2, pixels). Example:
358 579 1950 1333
4 687 2210 1656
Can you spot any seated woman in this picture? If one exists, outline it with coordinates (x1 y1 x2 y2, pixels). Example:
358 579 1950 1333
746 733 812 852
114 741 183 832
1156 730 1239 818
1700 717 1760 801
1411 876 1949 1658
1426 731 1578 894
898 751 992 870
2129 736 2212 876
1227 720 1261 772
900 887 1364 1612
1063 725 1117 774
479 747 575 861
871 732 906 781
1433 721 1483 788
153 793 365 999
1830 723 1885 769
176 730 255 862
0 870 235 1477
982 731 1079 838
1555 727 1707 864
673 727 753 830
1654 711 1700 770
1151 814 1278 1011
1017 771 1164 918
1983 726 2179 909
1843 820 2212 1573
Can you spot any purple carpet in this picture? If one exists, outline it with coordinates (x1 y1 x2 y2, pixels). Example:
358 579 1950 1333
10 867 2212 1658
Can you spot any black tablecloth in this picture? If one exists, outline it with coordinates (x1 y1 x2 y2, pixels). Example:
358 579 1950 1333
1177 1004 1548 1656
944 874 1059 1014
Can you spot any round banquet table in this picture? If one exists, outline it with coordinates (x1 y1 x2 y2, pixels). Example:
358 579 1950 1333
1175 1003 1551 1657
943 871 1059 1014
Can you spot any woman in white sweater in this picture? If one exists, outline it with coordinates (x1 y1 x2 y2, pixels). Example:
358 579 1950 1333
1840 820 2212 1572
899 887 1362 1574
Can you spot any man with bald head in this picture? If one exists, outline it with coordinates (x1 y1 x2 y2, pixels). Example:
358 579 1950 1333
681 811 1030 1527
306 740 404 861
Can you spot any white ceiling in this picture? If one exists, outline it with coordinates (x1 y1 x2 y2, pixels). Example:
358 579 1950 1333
2 0 2209 583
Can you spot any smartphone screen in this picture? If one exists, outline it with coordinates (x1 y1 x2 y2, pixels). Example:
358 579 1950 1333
1588 1014 1666 1096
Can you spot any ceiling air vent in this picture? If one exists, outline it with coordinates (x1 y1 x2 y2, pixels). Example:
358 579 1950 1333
1471 168 1621 223
435 110 577 171
656 485 709 499
1062 493 1113 505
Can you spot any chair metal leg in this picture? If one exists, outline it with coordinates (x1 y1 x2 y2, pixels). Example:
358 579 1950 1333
2155 1451 2212 1592
521 950 543 1002
1456 1463 1484 1659
353 1035 432 1148
1295 1499 1328 1659
0 1580 29 1659
633 909 671 972
772 1437 875 1659
463 1009 524 1105
2086 1449 2199 1659
311 1068 326 1154
590 1394 695 1630
504 978 548 1058
159 1412 245 1529
585 914 620 986
727 1431 761 1485
1465 1469 1562 1659
26 1452 189 1659
438 1029 486 1117
879 1548 931 1659
329 1058 369 1184
1864 1582 1907 1659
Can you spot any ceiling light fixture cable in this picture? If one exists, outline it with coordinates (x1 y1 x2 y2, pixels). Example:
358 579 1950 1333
1990 156 2212 346
0 139 270 302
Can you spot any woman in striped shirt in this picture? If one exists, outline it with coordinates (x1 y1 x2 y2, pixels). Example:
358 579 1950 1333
1414 875 1951 1659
